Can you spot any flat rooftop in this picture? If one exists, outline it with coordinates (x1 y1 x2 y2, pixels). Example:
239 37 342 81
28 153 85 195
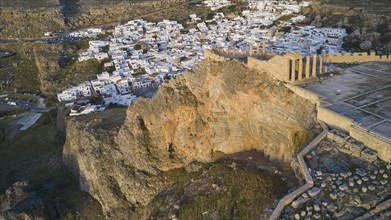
304 62 391 139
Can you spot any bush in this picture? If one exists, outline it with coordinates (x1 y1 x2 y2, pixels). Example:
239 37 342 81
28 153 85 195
101 45 110 53
134 43 142 50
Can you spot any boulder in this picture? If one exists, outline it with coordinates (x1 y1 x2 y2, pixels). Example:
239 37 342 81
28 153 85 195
359 40 373 50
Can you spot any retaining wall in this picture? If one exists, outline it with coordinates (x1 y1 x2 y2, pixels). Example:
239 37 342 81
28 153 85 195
269 121 328 220
317 106 354 133
285 84 322 105
350 125 391 162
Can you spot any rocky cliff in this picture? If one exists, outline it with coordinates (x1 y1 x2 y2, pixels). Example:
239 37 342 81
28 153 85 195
63 58 318 217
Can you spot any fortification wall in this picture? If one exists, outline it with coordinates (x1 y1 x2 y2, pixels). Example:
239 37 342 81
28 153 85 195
247 56 290 81
326 52 391 63
214 48 248 56
204 49 231 62
317 106 354 132
350 125 391 162
285 84 321 105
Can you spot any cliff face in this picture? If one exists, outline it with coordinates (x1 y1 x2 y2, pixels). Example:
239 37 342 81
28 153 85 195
63 59 318 217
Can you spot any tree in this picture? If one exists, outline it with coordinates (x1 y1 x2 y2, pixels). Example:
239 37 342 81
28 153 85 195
102 45 110 53
134 43 142 50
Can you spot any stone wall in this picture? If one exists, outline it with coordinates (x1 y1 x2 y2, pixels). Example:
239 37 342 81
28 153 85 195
284 83 390 162
269 121 328 220
247 56 290 82
317 106 355 133
350 125 391 162
213 48 249 56
203 49 231 62
326 52 391 63
285 84 322 105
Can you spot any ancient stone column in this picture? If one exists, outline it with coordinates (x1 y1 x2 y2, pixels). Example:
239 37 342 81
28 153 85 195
256 42 260 55
305 55 310 78
324 66 328 73
291 59 296 82
298 57 303 80
312 54 317 76
249 44 254 56
262 41 266 55
319 57 323 74
322 52 326 62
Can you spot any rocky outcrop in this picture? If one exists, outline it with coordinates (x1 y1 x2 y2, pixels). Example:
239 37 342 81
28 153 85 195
63 58 318 217
0 0 187 39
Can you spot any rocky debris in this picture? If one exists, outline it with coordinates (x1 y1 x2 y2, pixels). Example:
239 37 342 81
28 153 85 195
345 139 365 157
308 187 320 197
327 130 378 162
280 133 391 219
0 181 61 220
361 148 378 162
327 130 349 146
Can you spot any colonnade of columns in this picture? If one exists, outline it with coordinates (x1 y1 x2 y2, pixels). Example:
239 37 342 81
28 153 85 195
249 41 267 56
288 54 325 82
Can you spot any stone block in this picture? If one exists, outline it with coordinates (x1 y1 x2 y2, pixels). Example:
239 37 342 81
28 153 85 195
337 191 345 197
338 146 351 155
327 129 349 145
346 139 364 157
330 192 337 200
339 184 348 191
361 148 378 162
308 187 320 198
292 196 310 209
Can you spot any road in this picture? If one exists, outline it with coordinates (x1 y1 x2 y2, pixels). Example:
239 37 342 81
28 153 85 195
0 0 200 45
0 94 55 112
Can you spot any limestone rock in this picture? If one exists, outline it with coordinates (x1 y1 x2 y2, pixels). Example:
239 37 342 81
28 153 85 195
63 59 317 217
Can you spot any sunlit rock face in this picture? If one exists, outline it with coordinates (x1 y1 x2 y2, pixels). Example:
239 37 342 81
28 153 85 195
63 58 317 217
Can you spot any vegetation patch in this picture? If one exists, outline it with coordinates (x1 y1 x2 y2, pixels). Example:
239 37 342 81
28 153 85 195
0 111 103 219
133 159 289 219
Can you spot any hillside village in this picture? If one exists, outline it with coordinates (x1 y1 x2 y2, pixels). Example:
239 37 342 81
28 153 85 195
58 0 348 116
